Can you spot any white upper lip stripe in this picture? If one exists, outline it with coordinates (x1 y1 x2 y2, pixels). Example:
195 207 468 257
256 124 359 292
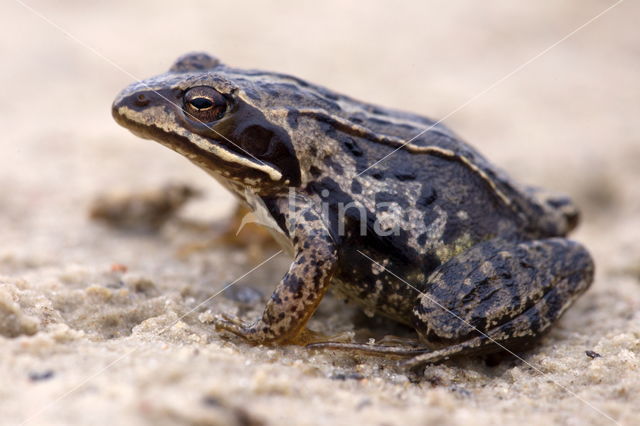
193 133 283 181
116 104 283 182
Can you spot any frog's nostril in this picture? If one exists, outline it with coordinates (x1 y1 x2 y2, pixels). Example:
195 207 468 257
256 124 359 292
135 93 150 107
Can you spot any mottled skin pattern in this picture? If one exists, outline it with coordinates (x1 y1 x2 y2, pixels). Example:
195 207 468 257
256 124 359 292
112 53 594 365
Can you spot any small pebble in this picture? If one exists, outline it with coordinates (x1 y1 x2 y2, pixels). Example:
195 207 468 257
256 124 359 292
202 395 222 407
29 370 54 382
585 350 602 359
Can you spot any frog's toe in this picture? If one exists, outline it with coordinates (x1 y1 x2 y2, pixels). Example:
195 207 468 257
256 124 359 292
218 312 245 325
213 313 287 344
212 314 253 337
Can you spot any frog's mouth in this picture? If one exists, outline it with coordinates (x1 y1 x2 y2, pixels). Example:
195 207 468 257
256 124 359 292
112 102 282 184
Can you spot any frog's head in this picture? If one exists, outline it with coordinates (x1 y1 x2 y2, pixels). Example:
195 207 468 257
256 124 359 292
112 52 301 194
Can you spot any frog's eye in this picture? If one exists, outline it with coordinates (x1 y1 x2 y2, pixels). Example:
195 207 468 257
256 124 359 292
183 86 227 122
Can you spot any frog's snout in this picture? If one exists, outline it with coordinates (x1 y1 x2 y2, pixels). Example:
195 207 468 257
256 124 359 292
111 87 135 125
112 93 152 140
111 85 173 140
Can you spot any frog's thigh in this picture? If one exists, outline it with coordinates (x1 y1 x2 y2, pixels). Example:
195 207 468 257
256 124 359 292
409 238 594 364
214 201 337 344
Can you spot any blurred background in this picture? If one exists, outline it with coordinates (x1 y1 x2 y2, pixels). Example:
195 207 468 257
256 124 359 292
1 1 639 425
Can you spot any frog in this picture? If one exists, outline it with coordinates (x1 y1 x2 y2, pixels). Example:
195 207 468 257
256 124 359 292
112 52 594 366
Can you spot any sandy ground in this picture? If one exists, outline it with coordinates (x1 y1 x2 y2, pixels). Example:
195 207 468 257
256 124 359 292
1 1 639 425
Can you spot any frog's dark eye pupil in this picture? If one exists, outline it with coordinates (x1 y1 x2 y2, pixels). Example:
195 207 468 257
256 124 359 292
183 86 228 122
190 97 214 110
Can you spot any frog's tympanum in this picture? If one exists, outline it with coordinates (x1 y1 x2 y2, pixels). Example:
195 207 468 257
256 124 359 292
113 53 594 366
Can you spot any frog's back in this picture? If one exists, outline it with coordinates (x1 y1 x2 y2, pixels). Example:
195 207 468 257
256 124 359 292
230 66 576 269
273 72 574 280
235 67 526 212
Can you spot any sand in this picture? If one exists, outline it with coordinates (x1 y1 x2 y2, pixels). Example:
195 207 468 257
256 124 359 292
1 1 639 425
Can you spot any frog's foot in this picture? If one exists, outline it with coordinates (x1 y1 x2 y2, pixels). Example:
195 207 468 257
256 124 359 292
406 238 594 368
215 312 247 328
213 314 325 345
212 313 264 342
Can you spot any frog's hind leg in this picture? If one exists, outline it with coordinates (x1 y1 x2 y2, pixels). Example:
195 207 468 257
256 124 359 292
406 238 594 367
402 295 555 368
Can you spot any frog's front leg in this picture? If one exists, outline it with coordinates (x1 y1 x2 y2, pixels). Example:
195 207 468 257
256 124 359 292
214 195 337 344
406 237 594 366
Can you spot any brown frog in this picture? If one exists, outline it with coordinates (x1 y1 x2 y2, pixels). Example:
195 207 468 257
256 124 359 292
112 53 594 366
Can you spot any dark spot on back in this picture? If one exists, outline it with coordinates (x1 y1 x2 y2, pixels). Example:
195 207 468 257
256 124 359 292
351 180 362 194
286 108 299 129
324 156 344 175
417 186 437 208
395 171 416 181
343 137 363 157
309 166 322 178
376 191 406 208
242 87 261 102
